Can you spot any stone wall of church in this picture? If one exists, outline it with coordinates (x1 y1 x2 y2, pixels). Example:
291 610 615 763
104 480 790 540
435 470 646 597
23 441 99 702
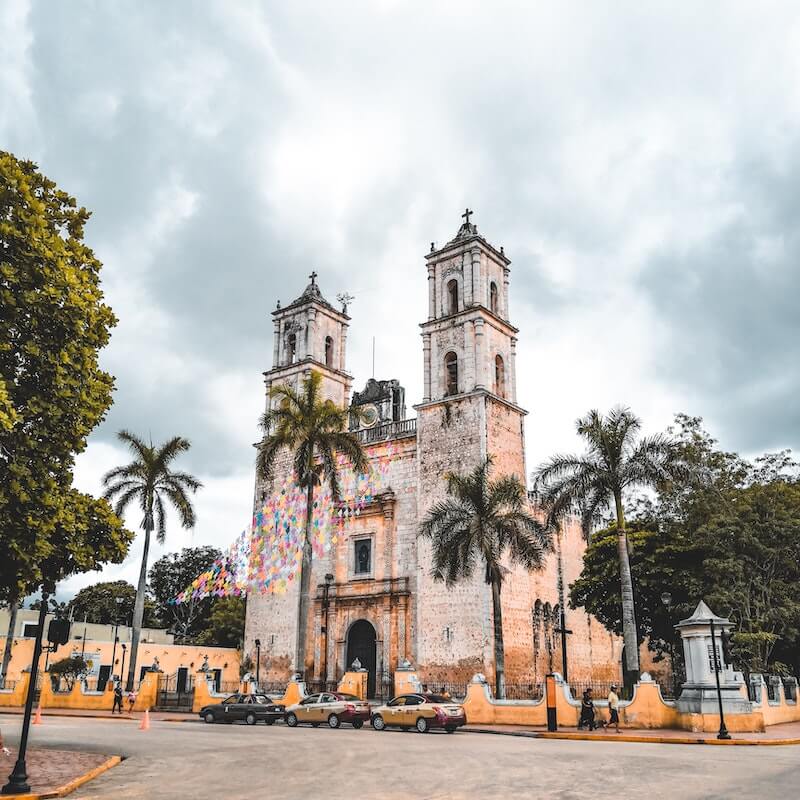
415 395 493 683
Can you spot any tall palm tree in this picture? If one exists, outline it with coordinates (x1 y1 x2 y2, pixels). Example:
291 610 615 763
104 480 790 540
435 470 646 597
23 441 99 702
532 407 683 677
103 431 201 691
257 371 368 678
419 457 552 699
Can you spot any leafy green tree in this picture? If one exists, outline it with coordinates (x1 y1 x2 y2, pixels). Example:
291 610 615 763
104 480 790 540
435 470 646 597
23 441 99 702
48 656 88 690
419 457 551 699
256 371 368 677
102 432 201 690
67 580 157 627
148 547 221 641
532 407 683 676
0 151 122 602
196 597 246 648
570 416 800 678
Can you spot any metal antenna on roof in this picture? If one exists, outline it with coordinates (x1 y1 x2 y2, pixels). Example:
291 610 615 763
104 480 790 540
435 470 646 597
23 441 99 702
372 336 375 379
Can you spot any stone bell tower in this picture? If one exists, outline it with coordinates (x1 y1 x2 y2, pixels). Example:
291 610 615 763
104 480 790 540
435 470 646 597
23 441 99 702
414 210 530 682
265 272 353 412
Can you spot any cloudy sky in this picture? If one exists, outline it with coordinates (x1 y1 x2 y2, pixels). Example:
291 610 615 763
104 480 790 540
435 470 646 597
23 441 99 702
3 1 799 598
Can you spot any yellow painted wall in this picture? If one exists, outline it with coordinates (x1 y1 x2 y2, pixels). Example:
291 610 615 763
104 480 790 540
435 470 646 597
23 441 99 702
337 672 367 699
40 671 160 712
0 674 29 707
0 636 239 687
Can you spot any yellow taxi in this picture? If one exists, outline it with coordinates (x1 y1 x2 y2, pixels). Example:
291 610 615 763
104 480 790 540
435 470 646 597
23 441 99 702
284 691 371 729
370 693 467 733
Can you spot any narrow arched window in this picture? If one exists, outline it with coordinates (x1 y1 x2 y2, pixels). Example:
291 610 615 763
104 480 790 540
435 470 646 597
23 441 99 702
287 333 296 364
447 279 458 315
490 282 498 314
444 351 458 396
495 354 505 398
325 336 334 367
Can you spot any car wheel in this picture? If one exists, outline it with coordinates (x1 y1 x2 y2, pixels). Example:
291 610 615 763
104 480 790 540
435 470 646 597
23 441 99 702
371 714 386 731
445 725 456 733
245 712 257 726
204 712 215 724
286 712 298 728
352 719 364 729
416 717 429 733
328 713 341 729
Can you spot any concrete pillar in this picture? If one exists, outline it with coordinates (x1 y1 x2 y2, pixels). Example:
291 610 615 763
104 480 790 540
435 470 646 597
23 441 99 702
474 317 486 390
463 252 473 306
422 333 432 402
510 337 518 403
471 248 481 307
427 263 436 320
503 266 510 320
340 323 348 372
306 308 316 360
277 318 285 365
272 318 280 367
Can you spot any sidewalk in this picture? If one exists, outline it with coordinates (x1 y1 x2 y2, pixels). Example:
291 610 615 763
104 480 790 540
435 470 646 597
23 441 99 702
0 707 194 723
463 721 800 745
0 747 119 798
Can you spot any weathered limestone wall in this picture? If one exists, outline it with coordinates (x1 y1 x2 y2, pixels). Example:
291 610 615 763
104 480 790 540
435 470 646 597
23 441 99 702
416 395 492 682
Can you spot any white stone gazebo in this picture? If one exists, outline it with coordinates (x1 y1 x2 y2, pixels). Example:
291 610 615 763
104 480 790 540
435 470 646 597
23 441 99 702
675 600 752 715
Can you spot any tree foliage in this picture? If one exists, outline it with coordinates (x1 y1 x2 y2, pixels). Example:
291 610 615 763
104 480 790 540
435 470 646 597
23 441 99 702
0 151 128 600
148 547 221 640
532 406 684 676
570 414 800 677
103 431 201 690
49 656 88 690
68 580 157 627
420 457 551 698
196 597 246 649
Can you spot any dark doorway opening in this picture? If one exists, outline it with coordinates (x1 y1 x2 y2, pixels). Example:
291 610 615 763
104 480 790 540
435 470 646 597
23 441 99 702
346 620 377 698
177 667 189 693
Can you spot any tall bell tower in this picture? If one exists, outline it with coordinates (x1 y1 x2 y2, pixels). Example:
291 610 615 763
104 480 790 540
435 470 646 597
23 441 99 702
414 211 529 683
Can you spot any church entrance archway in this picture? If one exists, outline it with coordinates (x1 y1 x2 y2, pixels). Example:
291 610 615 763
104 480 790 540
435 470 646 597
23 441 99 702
346 620 377 698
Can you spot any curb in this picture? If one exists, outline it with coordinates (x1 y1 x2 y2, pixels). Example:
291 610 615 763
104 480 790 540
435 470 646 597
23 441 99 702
0 710 140 722
4 755 121 799
463 726 800 746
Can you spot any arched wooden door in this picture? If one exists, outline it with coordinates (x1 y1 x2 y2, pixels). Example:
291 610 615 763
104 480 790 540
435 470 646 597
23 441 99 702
346 620 377 698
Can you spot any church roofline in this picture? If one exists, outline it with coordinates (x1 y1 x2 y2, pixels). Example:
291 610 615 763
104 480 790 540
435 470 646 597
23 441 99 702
426 233 511 266
413 389 527 416
271 297 350 321
262 357 353 381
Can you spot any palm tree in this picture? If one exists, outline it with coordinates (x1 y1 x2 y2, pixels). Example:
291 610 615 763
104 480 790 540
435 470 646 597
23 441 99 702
532 407 683 677
257 371 368 677
103 431 201 691
419 457 552 699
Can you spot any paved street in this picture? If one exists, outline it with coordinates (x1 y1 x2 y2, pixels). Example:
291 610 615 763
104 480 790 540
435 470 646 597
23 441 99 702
1 717 797 799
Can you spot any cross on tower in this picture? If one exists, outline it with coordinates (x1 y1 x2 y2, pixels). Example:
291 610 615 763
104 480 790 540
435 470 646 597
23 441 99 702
309 271 318 285
462 208 473 226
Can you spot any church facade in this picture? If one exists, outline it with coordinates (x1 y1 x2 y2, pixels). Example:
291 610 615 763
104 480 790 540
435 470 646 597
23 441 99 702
245 214 625 696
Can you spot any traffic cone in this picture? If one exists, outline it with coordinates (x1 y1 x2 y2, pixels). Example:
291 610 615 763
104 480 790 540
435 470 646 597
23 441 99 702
32 705 43 725
139 709 150 731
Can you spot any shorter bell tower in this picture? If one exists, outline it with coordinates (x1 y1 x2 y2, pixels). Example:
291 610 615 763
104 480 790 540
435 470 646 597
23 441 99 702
265 272 353 410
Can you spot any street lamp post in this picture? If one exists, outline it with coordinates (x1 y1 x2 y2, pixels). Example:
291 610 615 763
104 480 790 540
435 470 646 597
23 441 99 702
119 644 127 689
660 591 678 697
709 619 731 740
254 639 261 691
321 573 334 686
110 596 124 681
2 588 50 795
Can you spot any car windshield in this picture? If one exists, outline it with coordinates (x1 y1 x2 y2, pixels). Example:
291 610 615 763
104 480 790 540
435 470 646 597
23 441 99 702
223 695 239 704
422 694 452 703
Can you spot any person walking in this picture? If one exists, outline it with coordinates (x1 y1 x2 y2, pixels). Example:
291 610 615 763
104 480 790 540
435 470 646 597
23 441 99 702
578 688 596 730
606 684 620 733
127 689 137 714
111 682 123 715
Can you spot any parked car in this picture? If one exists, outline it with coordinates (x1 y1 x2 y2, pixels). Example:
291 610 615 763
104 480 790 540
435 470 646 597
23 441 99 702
370 693 467 733
284 692 371 729
199 693 285 725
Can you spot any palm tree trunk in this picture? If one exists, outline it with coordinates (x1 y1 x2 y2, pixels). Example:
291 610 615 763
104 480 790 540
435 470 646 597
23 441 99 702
490 576 506 699
614 492 640 676
294 480 315 678
127 521 152 691
1 599 18 680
